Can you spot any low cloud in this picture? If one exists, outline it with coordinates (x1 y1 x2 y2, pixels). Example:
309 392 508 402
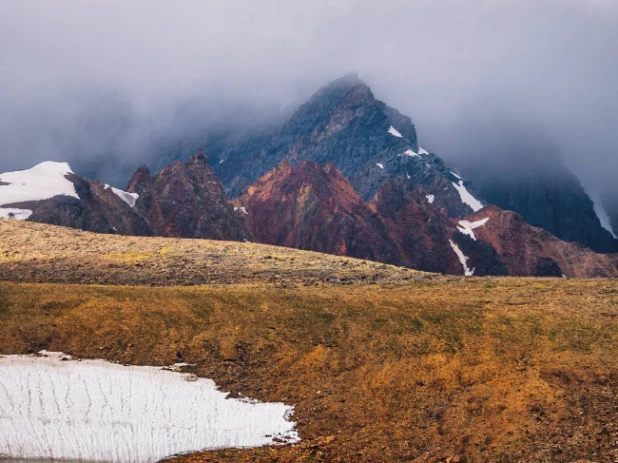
0 0 616 195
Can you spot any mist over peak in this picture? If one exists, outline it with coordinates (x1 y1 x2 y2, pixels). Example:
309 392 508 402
0 0 616 198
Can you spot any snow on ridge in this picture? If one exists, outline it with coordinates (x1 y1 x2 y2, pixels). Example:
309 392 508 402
0 352 299 463
235 206 249 215
388 126 403 138
449 240 474 276
0 161 79 206
592 198 617 239
0 161 79 220
105 184 139 208
449 171 462 180
457 217 489 241
426 194 435 204
452 181 484 212
417 147 429 155
376 163 384 169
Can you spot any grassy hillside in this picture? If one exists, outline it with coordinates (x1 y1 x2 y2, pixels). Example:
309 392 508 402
2 278 618 462
0 218 425 286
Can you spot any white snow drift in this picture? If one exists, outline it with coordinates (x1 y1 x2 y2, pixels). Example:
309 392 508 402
426 195 435 204
105 184 139 208
387 126 403 138
0 352 298 463
452 181 484 212
0 161 79 220
449 239 474 276
457 218 490 241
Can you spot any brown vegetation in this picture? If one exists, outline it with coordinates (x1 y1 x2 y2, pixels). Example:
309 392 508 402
2 278 618 462
2 219 618 462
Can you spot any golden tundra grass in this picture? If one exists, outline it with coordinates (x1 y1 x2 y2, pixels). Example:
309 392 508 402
2 278 618 462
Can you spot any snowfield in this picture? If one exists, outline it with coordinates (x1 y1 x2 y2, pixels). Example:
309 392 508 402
0 162 79 220
0 352 299 463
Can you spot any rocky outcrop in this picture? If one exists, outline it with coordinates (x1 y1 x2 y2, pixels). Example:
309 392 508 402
239 161 402 265
127 150 249 241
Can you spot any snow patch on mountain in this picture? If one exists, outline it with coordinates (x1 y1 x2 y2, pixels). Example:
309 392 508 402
235 206 249 215
0 162 79 219
452 181 484 212
449 240 474 276
0 208 33 220
105 184 139 208
457 218 490 241
417 147 429 155
376 163 384 169
592 198 617 239
426 195 435 204
0 352 298 463
401 149 420 158
387 126 403 138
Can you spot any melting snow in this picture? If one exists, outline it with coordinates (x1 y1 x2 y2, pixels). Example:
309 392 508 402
405 169 411 180
105 184 139 208
234 206 249 215
449 240 474 276
388 126 403 138
452 181 484 212
456 218 490 241
376 163 384 169
0 352 298 463
417 147 429 155
426 195 435 204
0 161 79 220
592 199 617 239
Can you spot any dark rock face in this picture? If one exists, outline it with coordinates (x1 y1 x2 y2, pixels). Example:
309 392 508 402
210 74 482 218
369 178 461 273
239 160 403 265
127 150 249 240
460 139 618 254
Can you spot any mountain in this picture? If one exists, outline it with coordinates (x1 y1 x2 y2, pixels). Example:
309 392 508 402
457 133 618 254
0 152 248 241
235 159 616 278
210 73 483 218
238 160 403 265
2 76 617 278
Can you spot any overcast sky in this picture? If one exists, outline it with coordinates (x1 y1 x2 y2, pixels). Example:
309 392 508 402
0 0 616 197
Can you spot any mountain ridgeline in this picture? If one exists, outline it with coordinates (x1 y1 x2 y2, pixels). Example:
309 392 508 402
1 75 617 278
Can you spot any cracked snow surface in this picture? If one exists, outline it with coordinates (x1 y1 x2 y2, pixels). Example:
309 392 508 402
0 352 298 463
